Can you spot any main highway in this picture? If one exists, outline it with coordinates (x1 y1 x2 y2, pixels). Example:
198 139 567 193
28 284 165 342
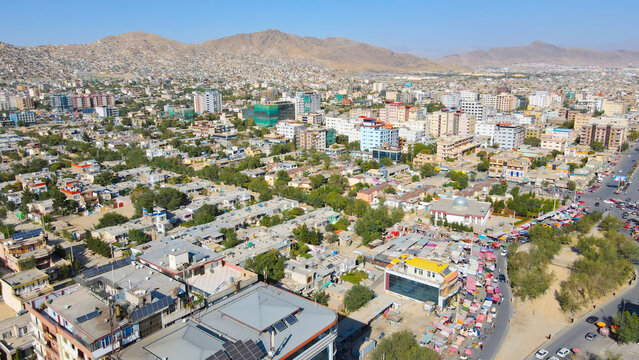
525 142 639 360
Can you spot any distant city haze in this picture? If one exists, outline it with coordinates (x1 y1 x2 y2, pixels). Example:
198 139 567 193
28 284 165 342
2 0 639 57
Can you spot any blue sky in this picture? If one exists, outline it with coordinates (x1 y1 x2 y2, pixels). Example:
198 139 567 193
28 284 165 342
3 0 638 58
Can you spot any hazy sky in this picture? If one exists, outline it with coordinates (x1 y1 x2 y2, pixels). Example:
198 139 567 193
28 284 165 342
3 0 638 58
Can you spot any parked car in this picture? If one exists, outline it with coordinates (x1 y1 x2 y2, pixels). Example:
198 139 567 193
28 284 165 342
585 332 597 341
535 349 549 359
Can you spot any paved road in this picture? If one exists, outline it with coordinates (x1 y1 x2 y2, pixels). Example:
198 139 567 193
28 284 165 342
472 253 513 360
526 142 639 360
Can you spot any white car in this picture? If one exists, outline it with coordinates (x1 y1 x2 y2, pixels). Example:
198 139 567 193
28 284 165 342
556 348 571 358
535 349 549 359
501 250 508 256
548 357 560 360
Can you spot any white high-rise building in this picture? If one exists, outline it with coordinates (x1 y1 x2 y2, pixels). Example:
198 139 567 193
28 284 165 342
528 91 550 108
194 90 222 114
441 93 461 108
276 120 306 139
325 117 364 142
461 101 485 122
460 90 478 102
360 118 399 151
294 92 321 116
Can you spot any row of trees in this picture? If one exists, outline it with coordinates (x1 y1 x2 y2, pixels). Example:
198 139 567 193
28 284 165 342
556 229 639 313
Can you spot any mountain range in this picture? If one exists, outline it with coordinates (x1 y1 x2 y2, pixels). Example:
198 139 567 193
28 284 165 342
2 30 639 80
440 41 639 67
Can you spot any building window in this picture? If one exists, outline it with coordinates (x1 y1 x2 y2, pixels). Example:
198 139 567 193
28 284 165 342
388 273 439 303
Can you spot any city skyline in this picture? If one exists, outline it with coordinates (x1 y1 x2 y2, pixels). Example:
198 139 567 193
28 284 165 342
2 0 639 58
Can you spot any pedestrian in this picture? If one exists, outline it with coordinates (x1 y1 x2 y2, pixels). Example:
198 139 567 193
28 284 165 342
480 344 483 351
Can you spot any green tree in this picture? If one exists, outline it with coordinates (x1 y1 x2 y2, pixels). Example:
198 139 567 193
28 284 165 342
621 142 630 152
128 229 151 245
220 228 240 249
244 249 285 282
343 284 374 312
566 180 576 191
370 330 439 360
93 171 118 186
614 311 639 344
590 141 604 152
95 212 128 229
477 157 490 172
311 291 329 306
292 224 323 245
599 215 624 231
523 137 541 147
419 163 437 178
391 207 404 223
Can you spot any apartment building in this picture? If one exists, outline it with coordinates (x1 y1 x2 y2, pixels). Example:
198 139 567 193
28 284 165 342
193 90 223 113
495 93 520 112
296 127 327 150
493 123 525 149
71 94 115 109
602 100 625 116
293 92 321 115
0 269 52 312
0 229 52 273
436 135 477 161
579 122 627 150
540 134 569 151
385 255 461 309
296 112 323 125
461 101 485 122
428 109 475 137
489 152 530 182
360 118 399 152
276 120 305 140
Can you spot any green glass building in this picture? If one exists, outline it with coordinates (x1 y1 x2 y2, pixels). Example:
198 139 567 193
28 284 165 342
326 128 337 147
253 101 295 127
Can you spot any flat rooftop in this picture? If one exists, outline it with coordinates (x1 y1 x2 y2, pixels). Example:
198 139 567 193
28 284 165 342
2 268 48 287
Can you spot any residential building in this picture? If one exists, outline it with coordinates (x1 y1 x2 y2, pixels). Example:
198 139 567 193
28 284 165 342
71 94 115 109
293 92 321 115
9 112 36 126
359 118 399 152
325 117 363 142
461 101 485 122
540 134 569 151
0 313 35 359
385 255 461 309
297 128 327 150
493 123 525 149
602 100 625 115
489 152 530 182
429 196 492 226
95 106 119 118
525 126 543 139
51 93 72 111
193 90 223 114
15 97 34 110
579 122 627 150
436 135 478 161
118 282 338 360
495 93 520 112
0 229 52 273
569 111 592 134
0 269 52 312
276 120 305 140
428 109 475 137
296 112 324 125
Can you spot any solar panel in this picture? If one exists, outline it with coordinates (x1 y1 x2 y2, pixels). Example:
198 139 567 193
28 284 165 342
11 228 44 241
206 350 230 360
235 341 252 360
273 321 287 332
82 258 133 278
223 342 242 360
245 340 265 360
76 310 101 323
284 314 298 326
130 296 175 322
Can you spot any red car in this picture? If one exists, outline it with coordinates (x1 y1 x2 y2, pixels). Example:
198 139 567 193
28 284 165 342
577 191 584 195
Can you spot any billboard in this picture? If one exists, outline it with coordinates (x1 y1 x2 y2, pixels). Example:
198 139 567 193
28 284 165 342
613 175 627 182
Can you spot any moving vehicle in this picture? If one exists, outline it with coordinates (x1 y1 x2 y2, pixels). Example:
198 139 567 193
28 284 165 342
535 349 549 359
499 274 506 282
585 332 597 341
556 348 570 358
586 316 599 324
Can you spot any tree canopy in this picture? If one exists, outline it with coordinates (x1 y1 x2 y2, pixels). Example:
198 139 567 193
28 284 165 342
370 330 439 360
